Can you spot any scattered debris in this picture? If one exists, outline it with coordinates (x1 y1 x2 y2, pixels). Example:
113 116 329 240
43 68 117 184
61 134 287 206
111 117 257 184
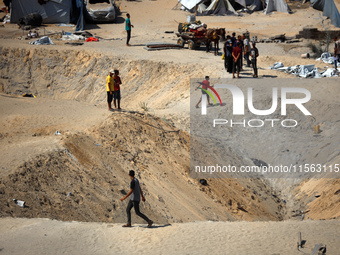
259 34 301 43
270 62 339 78
29 36 54 45
13 199 25 208
57 23 75 27
144 42 183 51
301 53 310 59
298 232 327 255
199 179 208 186
65 42 84 46
85 37 99 42
316 52 334 64
62 34 85 41
313 125 321 134
22 93 36 97
251 158 268 167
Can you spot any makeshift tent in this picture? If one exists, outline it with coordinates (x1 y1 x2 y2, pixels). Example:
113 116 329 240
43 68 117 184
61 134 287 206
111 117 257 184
265 0 291 14
199 0 238 15
179 0 203 11
246 0 264 11
10 0 85 30
310 0 340 27
179 0 238 15
231 0 247 10
11 0 73 24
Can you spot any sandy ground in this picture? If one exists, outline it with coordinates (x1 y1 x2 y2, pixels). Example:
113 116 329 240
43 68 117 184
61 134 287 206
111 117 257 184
0 0 340 254
0 217 339 255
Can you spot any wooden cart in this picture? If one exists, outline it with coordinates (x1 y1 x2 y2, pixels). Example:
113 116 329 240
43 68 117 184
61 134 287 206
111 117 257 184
176 32 208 50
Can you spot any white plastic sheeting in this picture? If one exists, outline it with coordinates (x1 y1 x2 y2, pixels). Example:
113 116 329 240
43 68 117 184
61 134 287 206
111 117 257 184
265 0 291 14
179 0 204 10
316 52 335 64
29 36 54 45
270 62 339 78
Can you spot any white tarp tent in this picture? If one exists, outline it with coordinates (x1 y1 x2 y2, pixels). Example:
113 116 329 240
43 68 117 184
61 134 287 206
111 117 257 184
10 0 73 24
179 0 203 11
265 0 291 14
180 0 238 15
202 0 238 15
311 0 340 27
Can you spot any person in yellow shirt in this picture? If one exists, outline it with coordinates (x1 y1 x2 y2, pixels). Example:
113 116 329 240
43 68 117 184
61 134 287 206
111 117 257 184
107 69 114 111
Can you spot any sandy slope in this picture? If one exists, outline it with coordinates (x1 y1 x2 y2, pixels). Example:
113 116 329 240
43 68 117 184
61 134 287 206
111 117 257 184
0 217 339 255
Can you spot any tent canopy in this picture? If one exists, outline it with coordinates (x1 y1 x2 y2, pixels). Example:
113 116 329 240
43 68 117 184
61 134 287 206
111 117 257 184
265 0 291 14
180 0 239 15
11 0 74 24
311 0 340 27
200 0 237 15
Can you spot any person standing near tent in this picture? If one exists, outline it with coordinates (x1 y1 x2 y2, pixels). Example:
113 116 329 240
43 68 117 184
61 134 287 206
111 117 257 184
125 13 134 46
232 42 242 79
195 76 212 108
243 35 251 68
250 42 259 78
113 70 122 110
106 69 114 111
224 35 233 73
334 36 340 70
120 170 153 228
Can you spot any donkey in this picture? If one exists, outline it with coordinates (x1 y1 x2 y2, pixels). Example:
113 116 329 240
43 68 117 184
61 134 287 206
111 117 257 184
206 28 226 56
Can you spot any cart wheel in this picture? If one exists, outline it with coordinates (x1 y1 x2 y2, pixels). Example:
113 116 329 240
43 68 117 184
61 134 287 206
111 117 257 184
188 40 195 50
177 38 185 48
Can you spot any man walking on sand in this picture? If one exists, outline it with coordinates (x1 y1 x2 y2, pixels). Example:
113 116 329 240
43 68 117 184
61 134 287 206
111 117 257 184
121 170 153 228
113 70 122 110
106 69 114 111
125 13 134 46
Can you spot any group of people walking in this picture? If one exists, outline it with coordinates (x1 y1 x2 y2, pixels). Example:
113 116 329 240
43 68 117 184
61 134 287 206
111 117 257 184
223 32 259 78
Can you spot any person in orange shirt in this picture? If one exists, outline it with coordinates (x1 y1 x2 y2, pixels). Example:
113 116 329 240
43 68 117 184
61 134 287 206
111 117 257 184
106 69 114 111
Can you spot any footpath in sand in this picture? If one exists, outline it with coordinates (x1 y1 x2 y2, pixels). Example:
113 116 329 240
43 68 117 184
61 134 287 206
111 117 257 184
0 218 340 255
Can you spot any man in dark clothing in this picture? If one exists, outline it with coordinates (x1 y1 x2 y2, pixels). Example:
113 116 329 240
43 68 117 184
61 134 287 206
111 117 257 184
231 32 237 47
237 35 244 70
121 170 153 228
224 36 233 73
250 42 259 78
232 42 242 79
